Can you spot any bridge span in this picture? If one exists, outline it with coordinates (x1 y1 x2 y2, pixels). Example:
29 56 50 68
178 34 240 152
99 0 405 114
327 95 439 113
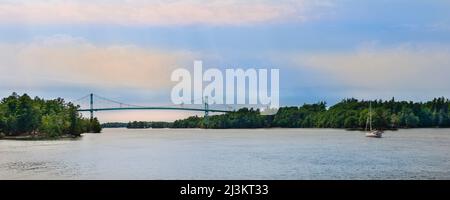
74 93 232 121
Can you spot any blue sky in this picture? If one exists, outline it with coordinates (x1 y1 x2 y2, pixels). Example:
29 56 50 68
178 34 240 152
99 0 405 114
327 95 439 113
1 0 450 122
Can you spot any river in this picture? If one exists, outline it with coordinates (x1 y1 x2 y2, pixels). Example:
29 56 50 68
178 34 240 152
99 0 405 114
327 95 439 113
1 128 450 180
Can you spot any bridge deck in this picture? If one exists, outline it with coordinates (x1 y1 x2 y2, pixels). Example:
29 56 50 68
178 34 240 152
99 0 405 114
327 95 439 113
77 107 231 113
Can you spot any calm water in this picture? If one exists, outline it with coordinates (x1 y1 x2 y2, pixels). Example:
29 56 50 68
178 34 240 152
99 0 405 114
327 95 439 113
1 128 450 180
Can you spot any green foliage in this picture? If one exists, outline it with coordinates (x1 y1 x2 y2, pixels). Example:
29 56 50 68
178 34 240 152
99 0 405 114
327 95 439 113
40 114 63 138
102 122 128 128
125 121 172 129
172 116 202 128
172 97 450 129
0 93 100 138
90 118 102 133
208 108 268 129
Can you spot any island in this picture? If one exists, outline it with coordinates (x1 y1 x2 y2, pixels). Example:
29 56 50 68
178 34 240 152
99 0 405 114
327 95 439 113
0 93 101 140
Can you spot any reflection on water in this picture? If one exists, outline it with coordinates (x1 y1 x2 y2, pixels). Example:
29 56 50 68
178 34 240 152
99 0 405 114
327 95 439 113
1 128 450 180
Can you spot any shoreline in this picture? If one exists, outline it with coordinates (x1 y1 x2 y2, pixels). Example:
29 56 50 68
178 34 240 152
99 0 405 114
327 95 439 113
0 134 82 141
103 127 445 130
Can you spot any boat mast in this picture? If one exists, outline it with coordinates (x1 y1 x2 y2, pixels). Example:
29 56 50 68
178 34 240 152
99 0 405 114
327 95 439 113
369 101 373 131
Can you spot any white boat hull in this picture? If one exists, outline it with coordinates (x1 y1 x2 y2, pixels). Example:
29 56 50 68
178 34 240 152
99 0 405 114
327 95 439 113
366 130 383 138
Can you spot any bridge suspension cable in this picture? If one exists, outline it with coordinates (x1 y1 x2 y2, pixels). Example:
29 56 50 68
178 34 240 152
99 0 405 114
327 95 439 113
92 94 146 108
73 93 232 116
73 94 91 103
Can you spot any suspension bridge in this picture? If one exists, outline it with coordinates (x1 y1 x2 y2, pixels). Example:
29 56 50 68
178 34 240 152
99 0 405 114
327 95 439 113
73 93 233 121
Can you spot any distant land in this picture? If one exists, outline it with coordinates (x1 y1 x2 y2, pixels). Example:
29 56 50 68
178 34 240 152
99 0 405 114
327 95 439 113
102 97 450 130
103 121 171 129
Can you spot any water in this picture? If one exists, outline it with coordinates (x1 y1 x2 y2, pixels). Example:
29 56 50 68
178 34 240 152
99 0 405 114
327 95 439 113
1 128 450 180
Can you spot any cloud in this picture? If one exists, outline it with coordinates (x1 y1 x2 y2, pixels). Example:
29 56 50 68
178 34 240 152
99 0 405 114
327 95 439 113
290 43 450 98
0 35 194 90
0 0 333 26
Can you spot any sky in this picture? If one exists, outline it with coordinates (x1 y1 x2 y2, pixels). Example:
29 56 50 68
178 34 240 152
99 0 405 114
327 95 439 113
1 0 450 122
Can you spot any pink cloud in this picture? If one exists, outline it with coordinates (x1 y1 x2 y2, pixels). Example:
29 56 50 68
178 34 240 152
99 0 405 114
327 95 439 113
0 0 333 26
0 35 195 90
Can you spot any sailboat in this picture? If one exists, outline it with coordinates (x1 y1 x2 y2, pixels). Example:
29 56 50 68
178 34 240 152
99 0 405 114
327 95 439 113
365 102 383 138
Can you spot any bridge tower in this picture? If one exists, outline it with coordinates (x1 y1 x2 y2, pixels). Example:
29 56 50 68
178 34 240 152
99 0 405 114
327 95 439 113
90 93 94 121
204 96 209 128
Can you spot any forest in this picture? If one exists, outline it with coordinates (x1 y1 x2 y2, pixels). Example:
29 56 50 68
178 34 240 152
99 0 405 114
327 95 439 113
126 121 172 129
102 121 172 129
171 97 450 129
0 93 101 139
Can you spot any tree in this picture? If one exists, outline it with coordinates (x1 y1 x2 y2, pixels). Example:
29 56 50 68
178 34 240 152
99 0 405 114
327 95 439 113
18 94 42 134
67 103 82 136
344 116 359 128
90 118 102 133
390 114 400 128
399 108 420 128
40 114 63 138
0 93 96 138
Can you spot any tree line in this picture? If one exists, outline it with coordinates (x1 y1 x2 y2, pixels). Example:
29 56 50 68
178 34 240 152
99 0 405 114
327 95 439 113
126 121 172 129
0 93 101 138
102 122 128 128
171 97 450 129
102 121 172 129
